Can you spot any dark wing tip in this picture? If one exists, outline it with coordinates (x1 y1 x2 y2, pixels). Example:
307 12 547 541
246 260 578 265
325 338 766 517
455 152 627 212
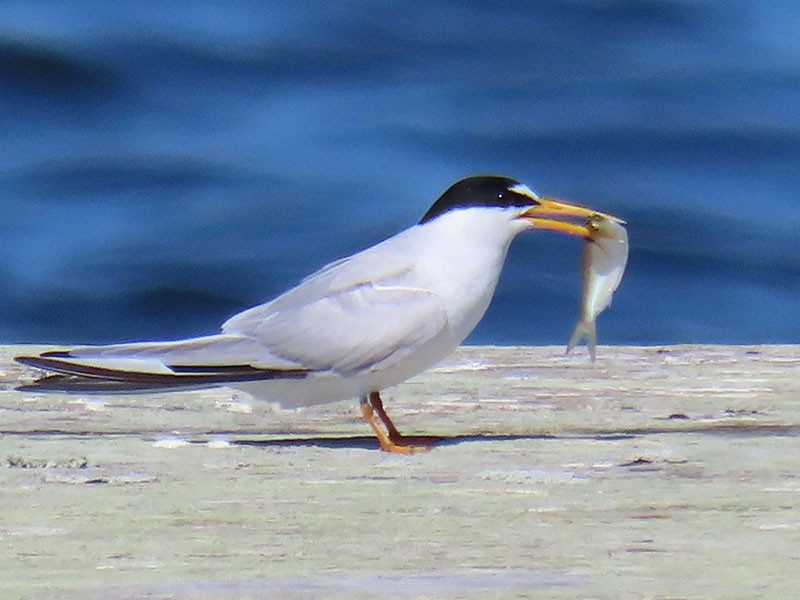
15 350 74 365
40 350 74 358
15 353 314 393
15 355 59 369
16 374 188 394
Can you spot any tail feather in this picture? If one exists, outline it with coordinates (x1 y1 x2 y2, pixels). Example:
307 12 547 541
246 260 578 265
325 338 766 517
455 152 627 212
14 335 312 393
16 354 308 382
16 374 224 394
566 319 597 362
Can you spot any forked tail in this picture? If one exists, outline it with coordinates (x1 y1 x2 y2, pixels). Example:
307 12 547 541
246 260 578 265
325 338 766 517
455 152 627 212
566 319 597 362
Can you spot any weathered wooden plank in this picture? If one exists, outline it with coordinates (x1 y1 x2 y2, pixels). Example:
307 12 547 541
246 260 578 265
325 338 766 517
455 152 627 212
1 345 798 599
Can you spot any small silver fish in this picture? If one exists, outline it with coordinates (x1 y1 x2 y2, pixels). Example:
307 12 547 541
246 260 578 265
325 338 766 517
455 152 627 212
567 215 628 361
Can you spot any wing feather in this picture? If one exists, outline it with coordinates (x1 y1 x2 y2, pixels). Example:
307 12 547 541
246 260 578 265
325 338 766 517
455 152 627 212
18 226 449 387
58 334 302 370
222 233 450 375
228 284 448 375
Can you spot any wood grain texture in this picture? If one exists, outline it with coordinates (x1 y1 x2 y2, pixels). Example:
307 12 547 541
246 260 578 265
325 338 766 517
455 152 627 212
2 344 799 599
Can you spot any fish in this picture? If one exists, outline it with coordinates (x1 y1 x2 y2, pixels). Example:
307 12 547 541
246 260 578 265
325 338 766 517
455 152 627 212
566 215 628 361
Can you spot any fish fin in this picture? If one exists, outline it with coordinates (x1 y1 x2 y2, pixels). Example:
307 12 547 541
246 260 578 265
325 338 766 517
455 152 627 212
566 320 597 362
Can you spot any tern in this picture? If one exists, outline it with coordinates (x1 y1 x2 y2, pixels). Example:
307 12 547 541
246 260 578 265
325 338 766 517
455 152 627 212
16 175 619 453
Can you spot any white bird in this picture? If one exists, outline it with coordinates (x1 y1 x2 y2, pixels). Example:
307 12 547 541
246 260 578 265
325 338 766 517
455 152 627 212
16 176 620 453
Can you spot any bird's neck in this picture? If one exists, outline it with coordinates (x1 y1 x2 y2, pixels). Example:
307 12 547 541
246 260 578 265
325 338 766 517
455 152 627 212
407 209 521 335
415 208 519 274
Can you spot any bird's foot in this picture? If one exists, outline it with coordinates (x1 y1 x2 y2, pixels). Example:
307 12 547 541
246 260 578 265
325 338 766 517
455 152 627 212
361 393 435 454
376 435 431 455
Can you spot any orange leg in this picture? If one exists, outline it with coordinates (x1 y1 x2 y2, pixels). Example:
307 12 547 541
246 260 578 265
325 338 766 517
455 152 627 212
369 391 404 443
359 393 428 454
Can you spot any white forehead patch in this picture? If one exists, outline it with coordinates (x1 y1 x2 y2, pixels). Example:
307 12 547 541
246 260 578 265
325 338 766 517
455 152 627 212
509 183 540 200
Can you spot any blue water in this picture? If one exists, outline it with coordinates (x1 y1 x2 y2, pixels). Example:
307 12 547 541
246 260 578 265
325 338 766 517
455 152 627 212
1 1 798 346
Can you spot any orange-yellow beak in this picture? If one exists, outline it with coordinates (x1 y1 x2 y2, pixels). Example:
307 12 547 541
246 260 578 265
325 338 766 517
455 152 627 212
519 197 624 238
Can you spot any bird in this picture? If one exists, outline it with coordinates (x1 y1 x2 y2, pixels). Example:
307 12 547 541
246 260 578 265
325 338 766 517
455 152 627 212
15 175 620 453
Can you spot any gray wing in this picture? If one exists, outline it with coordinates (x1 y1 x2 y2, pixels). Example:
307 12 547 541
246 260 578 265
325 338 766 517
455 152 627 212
16 231 451 388
222 252 449 375
14 333 312 393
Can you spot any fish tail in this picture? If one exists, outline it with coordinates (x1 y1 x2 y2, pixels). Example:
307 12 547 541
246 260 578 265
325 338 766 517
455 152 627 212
566 320 597 362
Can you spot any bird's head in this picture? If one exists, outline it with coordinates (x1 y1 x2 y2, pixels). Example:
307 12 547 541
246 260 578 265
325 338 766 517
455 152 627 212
419 175 622 238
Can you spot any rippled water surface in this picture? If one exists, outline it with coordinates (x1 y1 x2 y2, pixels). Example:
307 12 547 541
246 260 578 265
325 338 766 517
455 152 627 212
1 1 798 345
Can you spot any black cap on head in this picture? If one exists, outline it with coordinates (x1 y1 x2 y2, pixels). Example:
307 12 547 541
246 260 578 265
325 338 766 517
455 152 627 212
419 176 538 224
